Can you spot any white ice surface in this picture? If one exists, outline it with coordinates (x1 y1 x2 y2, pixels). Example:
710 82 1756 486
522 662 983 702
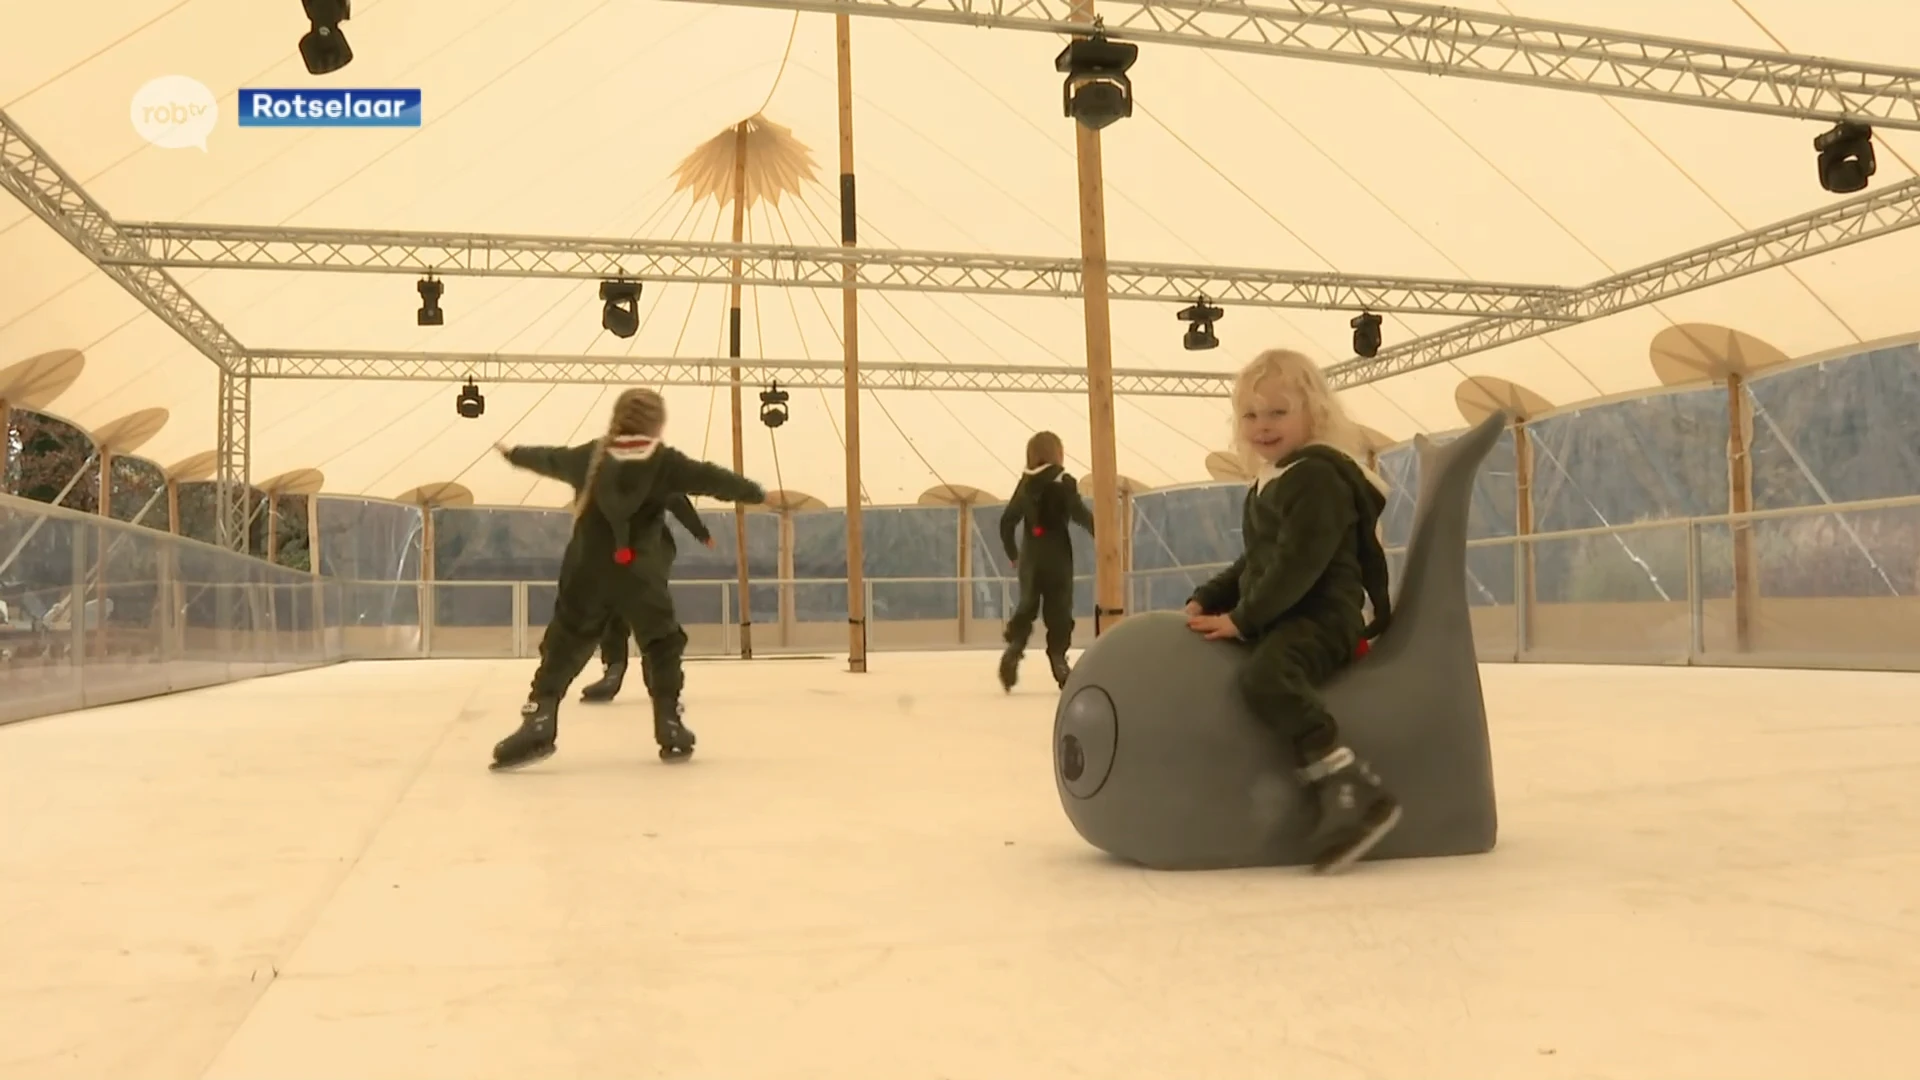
2 655 1917 1079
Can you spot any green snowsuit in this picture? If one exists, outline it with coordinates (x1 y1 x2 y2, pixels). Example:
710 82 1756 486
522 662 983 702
595 495 711 677
507 439 764 704
998 462 1095 658
1187 445 1391 763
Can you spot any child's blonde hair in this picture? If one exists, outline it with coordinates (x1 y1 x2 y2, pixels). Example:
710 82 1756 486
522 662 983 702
1025 430 1065 470
1230 348 1364 473
575 388 667 519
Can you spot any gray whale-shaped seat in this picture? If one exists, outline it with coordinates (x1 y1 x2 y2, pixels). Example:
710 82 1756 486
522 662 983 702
1052 410 1505 870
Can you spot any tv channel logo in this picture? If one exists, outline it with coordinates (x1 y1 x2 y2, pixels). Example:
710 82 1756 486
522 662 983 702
237 87 422 128
131 75 219 151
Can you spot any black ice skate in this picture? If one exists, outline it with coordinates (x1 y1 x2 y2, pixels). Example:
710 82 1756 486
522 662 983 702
652 697 696 763
1299 745 1402 874
579 661 627 703
997 646 1021 693
1047 650 1072 689
491 698 559 771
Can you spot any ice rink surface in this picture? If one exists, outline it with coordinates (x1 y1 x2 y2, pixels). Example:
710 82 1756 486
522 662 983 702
2 653 1916 1080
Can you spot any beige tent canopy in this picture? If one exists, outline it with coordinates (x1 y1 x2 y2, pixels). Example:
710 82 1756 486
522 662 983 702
3 2 1919 511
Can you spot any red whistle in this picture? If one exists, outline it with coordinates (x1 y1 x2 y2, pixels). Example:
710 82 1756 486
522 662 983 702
613 548 634 565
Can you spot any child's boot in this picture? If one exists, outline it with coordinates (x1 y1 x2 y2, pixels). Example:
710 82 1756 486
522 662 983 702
997 645 1021 692
579 661 626 703
491 697 559 771
1299 745 1402 873
652 697 696 762
1047 649 1072 689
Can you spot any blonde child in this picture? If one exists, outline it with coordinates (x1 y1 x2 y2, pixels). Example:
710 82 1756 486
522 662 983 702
1184 349 1399 873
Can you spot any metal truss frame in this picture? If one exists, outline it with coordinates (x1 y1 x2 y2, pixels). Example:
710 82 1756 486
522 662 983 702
0 109 252 550
242 350 1234 397
653 0 1920 130
1324 176 1920 387
107 222 1572 318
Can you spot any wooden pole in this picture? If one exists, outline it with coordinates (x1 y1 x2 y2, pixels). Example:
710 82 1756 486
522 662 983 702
956 500 972 643
92 448 112 658
0 398 11 494
1070 0 1125 638
308 492 326 655
1727 373 1755 652
837 14 869 673
1514 419 1535 645
727 120 754 660
777 508 795 648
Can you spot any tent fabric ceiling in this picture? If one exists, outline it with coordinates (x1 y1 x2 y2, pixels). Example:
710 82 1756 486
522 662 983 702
3 0 1919 509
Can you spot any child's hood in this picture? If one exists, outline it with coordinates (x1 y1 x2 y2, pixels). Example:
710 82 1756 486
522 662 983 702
1279 443 1389 517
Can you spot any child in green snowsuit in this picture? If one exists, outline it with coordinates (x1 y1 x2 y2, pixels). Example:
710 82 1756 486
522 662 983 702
577 495 715 704
1185 349 1398 874
489 388 766 771
997 430 1095 691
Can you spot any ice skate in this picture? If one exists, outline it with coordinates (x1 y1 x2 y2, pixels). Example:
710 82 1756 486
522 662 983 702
1299 745 1402 874
579 661 627 703
1047 650 1072 689
997 645 1021 692
491 698 559 771
652 697 696 763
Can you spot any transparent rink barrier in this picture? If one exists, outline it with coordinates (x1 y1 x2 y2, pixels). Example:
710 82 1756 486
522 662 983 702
1 493 341 726
9 493 1918 725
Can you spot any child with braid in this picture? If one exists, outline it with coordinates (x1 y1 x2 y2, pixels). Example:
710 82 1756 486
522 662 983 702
489 388 766 771
578 495 716 704
997 431 1095 691
1185 349 1399 873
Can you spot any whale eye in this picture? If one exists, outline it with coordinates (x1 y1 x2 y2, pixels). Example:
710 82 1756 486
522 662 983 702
1057 686 1117 798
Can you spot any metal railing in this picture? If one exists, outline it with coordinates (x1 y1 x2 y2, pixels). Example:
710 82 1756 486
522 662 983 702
7 489 1917 726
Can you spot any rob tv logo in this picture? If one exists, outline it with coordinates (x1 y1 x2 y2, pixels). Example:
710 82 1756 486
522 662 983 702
130 76 219 151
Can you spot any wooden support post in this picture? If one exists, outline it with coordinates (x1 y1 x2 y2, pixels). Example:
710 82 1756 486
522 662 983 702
727 120 754 660
956 501 973 643
0 398 11 494
1070 0 1125 638
837 14 869 673
420 501 436 656
1513 419 1536 646
91 448 112 658
777 509 795 648
308 493 326 655
1728 373 1755 652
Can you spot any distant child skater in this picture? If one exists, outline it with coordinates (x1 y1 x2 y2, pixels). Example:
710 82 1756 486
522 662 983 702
1184 349 1399 873
578 494 716 704
997 430 1095 691
490 388 766 771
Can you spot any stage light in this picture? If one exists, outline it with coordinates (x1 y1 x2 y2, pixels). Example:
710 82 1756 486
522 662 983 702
416 274 443 326
455 378 485 419
1351 312 1383 359
1054 21 1137 131
758 382 791 428
298 0 353 76
1814 121 1876 194
1176 295 1222 351
600 279 641 339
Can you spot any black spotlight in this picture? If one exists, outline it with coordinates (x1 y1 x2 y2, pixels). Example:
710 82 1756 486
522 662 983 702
1813 121 1876 194
454 378 484 419
1176 295 1222 351
416 274 443 327
600 279 641 339
758 382 791 428
298 0 353 76
1351 312 1383 359
1054 20 1138 131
